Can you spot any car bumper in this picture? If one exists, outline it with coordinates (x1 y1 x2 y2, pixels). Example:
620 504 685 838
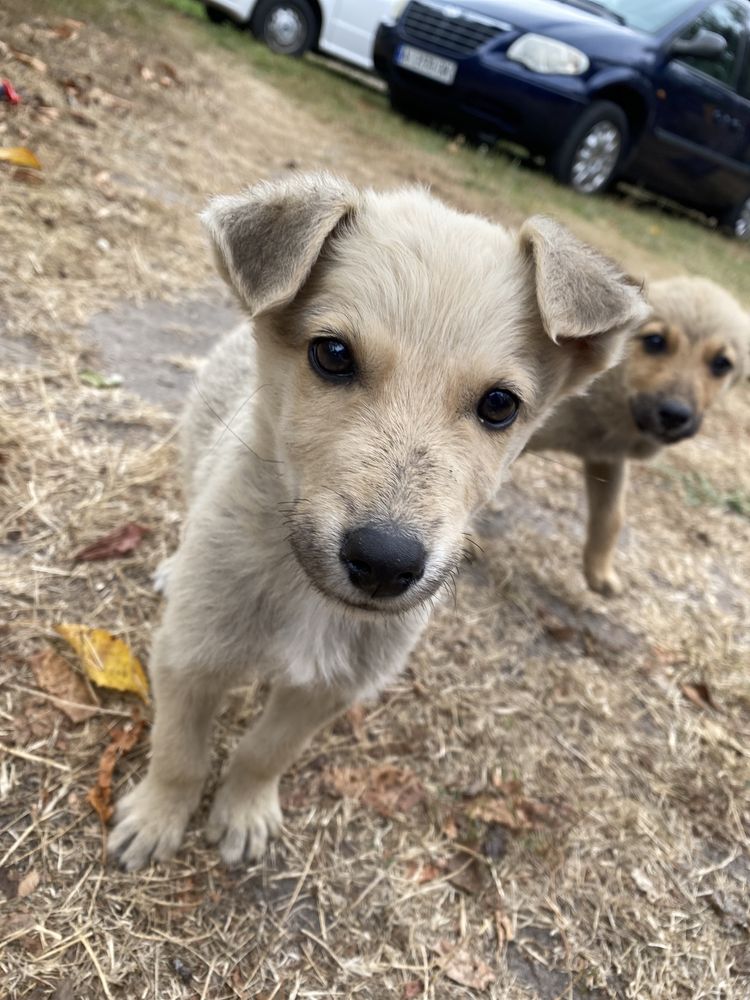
374 23 588 152
207 0 252 22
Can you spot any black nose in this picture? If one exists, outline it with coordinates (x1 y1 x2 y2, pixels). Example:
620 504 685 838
340 523 426 598
658 399 694 435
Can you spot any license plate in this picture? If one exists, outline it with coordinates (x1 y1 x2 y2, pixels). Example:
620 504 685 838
396 45 457 85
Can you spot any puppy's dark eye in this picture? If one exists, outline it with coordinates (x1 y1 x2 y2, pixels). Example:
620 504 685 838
477 387 520 429
642 333 667 355
309 337 355 381
710 353 733 377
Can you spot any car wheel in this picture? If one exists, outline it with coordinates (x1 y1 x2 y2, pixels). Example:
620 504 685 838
251 0 319 57
552 101 628 195
205 4 229 24
723 195 750 241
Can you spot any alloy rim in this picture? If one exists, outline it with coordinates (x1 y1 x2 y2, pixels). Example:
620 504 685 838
570 121 621 194
266 6 305 52
734 198 750 240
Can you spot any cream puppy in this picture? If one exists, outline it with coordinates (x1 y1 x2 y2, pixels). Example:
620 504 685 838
108 173 647 870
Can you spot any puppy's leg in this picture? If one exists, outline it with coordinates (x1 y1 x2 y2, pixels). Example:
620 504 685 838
108 633 223 871
583 459 628 596
207 683 349 866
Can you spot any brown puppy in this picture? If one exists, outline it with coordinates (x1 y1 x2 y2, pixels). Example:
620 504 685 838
529 276 750 595
107 173 646 870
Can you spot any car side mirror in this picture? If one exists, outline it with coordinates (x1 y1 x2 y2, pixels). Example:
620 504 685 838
670 27 728 59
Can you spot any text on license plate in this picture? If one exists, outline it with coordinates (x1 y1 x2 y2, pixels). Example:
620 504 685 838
396 45 457 85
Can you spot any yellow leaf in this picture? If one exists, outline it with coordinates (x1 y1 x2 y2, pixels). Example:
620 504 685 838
55 624 149 703
0 147 42 169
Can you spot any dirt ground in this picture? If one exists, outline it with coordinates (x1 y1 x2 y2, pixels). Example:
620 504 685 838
1 3 749 998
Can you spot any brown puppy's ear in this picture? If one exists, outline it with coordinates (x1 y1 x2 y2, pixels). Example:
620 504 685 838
201 172 359 315
520 216 649 381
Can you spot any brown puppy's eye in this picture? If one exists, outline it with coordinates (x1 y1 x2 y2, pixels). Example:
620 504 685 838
477 387 520 429
309 337 356 381
642 332 667 355
710 354 733 377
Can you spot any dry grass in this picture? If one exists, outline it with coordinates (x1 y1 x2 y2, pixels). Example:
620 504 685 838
1 2 749 998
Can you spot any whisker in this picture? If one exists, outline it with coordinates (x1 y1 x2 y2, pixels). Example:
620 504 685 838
192 378 282 466
462 532 485 555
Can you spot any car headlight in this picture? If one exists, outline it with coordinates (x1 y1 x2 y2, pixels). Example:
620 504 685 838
507 34 589 75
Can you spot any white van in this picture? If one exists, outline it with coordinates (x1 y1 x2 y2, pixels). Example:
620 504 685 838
205 0 396 69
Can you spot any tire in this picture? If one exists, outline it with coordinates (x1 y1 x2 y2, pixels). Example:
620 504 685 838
722 194 750 241
205 4 229 24
552 101 628 195
388 86 429 123
251 0 319 57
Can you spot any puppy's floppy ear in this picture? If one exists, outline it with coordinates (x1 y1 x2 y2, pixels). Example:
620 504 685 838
202 172 359 315
520 216 648 380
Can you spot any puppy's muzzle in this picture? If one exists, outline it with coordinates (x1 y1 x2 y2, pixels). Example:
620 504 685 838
631 395 700 444
340 522 426 599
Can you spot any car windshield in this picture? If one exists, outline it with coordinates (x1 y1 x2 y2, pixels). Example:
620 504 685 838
562 0 700 32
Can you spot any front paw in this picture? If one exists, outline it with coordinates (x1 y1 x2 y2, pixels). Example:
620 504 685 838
585 564 623 597
108 778 197 871
206 779 283 866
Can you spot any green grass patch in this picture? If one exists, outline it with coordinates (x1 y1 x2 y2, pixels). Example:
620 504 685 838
657 466 750 518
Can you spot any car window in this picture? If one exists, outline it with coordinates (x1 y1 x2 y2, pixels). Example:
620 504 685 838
598 0 698 34
676 0 746 86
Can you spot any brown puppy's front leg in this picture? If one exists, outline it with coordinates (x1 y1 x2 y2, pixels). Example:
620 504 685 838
108 639 224 871
583 459 628 596
206 683 350 866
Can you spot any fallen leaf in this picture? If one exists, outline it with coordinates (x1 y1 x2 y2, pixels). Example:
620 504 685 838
14 698 60 742
156 59 180 83
10 50 47 74
324 764 424 817
441 815 459 840
462 780 557 832
404 859 444 884
55 624 149 703
435 941 495 991
50 18 85 40
74 522 148 562
445 853 487 895
88 86 133 111
681 682 716 712
89 718 145 824
0 147 41 169
494 909 514 947
29 648 96 723
17 869 40 898
464 795 526 830
79 369 122 389
8 167 44 185
539 610 578 643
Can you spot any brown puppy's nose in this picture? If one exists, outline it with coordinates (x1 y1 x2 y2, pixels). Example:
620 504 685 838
657 399 694 436
340 523 426 598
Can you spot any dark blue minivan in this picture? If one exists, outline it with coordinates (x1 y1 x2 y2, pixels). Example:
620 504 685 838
374 0 750 238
